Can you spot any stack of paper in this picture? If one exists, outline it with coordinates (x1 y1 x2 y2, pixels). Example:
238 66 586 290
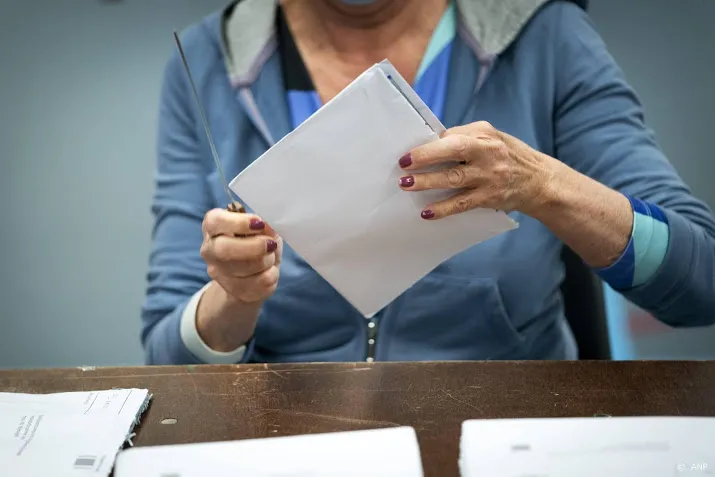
1 389 150 477
230 60 517 317
115 426 424 477
460 417 715 476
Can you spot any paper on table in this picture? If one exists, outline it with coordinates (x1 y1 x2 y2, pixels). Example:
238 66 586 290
0 389 151 477
115 426 424 477
230 60 517 317
460 417 715 477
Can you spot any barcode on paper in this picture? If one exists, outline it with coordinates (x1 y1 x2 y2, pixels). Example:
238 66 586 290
73 456 97 468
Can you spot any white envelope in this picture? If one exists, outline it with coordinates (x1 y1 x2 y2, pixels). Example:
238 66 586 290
230 60 517 316
115 426 424 477
0 389 150 477
459 417 715 477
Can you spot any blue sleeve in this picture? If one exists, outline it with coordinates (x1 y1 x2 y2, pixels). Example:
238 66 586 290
595 196 670 289
140 43 254 364
552 3 715 327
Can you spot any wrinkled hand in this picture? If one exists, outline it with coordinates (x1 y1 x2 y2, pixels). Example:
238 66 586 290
200 208 282 304
397 121 557 219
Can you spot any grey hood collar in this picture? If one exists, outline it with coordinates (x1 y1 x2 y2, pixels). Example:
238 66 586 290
222 0 588 87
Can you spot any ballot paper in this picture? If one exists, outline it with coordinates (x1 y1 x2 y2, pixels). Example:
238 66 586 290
115 426 424 477
460 417 715 477
1 388 151 477
230 60 517 317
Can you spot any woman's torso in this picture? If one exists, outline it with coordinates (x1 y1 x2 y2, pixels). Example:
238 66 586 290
196 3 578 362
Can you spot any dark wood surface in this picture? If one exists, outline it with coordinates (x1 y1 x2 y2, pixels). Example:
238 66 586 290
2 361 714 476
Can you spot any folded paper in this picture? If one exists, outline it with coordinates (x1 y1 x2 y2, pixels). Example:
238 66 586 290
0 389 150 477
460 417 715 477
116 426 424 477
230 60 517 316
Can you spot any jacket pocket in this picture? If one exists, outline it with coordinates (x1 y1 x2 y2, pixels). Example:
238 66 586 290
383 274 527 360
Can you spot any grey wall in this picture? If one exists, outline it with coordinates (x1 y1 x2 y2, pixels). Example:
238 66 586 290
0 0 228 368
0 0 712 368
590 0 715 206
588 0 715 359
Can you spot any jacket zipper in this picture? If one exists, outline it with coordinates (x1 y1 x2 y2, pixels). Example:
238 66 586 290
365 317 377 362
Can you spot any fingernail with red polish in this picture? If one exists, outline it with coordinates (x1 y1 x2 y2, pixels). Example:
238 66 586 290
421 209 435 219
399 153 412 168
399 176 415 188
266 240 278 253
249 218 265 230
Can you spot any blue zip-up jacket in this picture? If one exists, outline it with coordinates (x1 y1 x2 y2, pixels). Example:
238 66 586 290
142 0 715 364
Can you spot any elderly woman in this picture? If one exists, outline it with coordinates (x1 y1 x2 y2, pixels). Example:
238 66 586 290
142 0 715 364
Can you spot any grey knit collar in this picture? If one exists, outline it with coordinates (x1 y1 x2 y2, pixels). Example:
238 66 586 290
220 0 587 86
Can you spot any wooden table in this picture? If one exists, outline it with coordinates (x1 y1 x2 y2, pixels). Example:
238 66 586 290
2 361 714 476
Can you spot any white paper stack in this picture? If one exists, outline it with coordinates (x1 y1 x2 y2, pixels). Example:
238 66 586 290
460 417 715 477
230 60 517 317
0 389 151 477
115 426 424 477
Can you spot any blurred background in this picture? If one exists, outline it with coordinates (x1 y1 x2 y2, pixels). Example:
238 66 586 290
0 0 713 368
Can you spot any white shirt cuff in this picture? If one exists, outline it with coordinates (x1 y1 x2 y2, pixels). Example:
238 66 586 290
179 283 246 364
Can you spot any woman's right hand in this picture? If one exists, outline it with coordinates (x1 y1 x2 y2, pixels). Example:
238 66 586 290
200 208 282 305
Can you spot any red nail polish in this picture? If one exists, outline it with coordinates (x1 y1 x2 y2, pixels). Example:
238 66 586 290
421 209 435 219
399 176 415 188
399 153 412 168
249 218 265 230
266 240 277 253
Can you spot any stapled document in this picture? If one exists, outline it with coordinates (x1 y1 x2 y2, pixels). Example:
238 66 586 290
229 60 517 317
115 426 424 477
1 389 150 477
460 417 715 476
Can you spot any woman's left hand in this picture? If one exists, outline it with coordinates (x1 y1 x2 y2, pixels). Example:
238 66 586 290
397 121 560 219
